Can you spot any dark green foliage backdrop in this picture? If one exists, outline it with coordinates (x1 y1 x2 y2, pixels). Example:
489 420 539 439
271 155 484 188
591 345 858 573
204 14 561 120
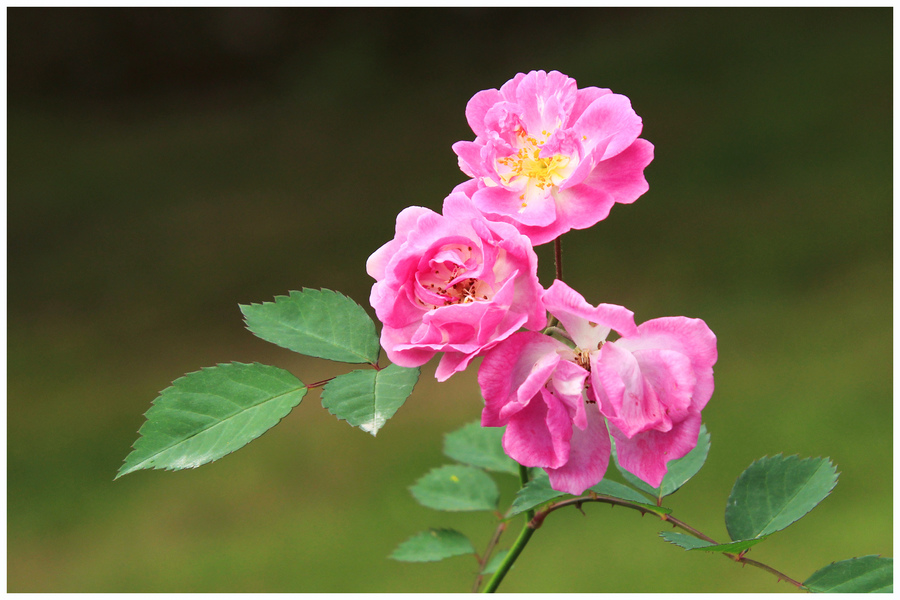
8 8 891 592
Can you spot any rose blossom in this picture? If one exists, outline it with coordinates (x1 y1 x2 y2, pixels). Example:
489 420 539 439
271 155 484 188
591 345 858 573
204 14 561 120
544 280 718 488
478 280 717 494
367 192 546 382
452 70 654 246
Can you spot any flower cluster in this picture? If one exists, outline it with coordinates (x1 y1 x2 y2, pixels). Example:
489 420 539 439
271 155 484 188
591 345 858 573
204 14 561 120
368 70 716 494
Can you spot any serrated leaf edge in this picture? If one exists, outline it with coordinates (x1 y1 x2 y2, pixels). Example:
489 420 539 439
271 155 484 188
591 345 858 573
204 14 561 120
116 361 305 478
803 555 893 592
727 453 839 540
240 288 379 365
320 365 419 437
388 528 475 562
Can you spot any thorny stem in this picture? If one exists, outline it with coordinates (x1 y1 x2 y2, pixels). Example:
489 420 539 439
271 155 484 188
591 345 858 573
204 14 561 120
519 494 805 591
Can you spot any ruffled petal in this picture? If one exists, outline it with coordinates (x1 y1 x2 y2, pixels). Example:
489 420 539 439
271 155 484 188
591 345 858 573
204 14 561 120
591 341 666 437
545 402 611 494
615 316 717 411
574 92 643 161
465 88 504 138
504 388 573 469
479 332 572 426
543 279 638 349
611 412 702 488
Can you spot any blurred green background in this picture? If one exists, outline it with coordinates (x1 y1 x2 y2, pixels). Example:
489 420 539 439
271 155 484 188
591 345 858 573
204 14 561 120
8 7 891 593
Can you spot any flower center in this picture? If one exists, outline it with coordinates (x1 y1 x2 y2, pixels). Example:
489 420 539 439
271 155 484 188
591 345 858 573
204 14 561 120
416 245 491 309
496 129 572 207
574 348 592 371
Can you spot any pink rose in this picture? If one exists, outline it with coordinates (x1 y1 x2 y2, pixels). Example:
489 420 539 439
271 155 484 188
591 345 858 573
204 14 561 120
544 280 717 488
452 70 654 245
478 280 717 494
367 192 546 382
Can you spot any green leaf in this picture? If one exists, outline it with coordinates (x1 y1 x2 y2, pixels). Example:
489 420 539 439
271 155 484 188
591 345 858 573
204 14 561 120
389 529 475 562
320 364 419 436
410 465 499 512
614 424 711 499
117 362 306 478
240 288 380 364
725 454 838 541
660 531 768 553
507 473 672 518
804 556 893 593
507 472 566 517
589 479 673 516
481 549 510 575
589 479 655 504
443 421 519 475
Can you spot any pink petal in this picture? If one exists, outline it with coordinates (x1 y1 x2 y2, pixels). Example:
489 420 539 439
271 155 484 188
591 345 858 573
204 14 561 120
630 347 696 425
574 92 643 161
543 280 638 349
591 341 665 437
611 412 702 488
472 185 558 228
553 184 617 234
366 206 434 280
547 358 589 430
504 388 573 469
546 403 611 495
479 331 572 426
466 88 504 138
568 86 612 125
514 70 577 135
452 140 487 179
615 316 717 411
568 138 653 205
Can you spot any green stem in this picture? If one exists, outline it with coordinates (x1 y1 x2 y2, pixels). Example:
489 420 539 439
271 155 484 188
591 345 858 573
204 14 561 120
481 465 536 593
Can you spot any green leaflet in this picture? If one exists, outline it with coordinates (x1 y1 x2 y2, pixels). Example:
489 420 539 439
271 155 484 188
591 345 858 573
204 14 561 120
240 288 380 364
389 529 475 562
614 424 711 499
117 362 306 478
507 473 669 518
443 421 519 475
659 531 768 553
804 556 893 593
410 465 499 512
725 454 838 541
320 364 419 436
589 479 672 516
507 473 566 517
